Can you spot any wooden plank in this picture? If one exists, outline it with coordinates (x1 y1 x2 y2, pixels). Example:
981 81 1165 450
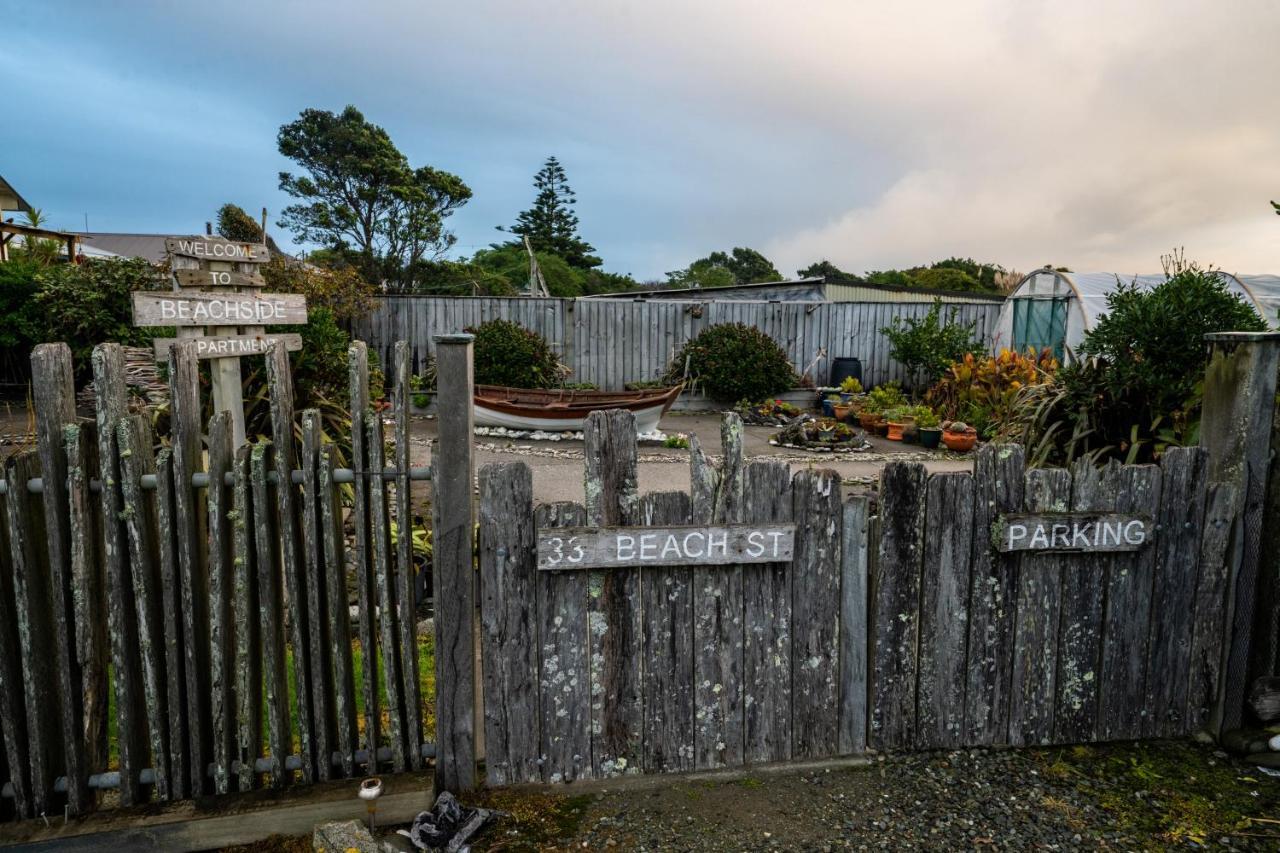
65 424 109 781
392 343 424 770
369 413 407 772
995 512 1152 553
319 443 358 778
1147 447 1208 737
154 450 189 800
116 417 171 800
692 414 745 769
1187 482 1238 733
165 236 269 262
791 467 843 758
152 334 302 361
537 523 795 570
231 445 262 791
0 460 32 818
479 462 541 785
584 409 643 777
432 334 477 793
5 453 62 816
535 502 592 783
264 342 315 783
1097 464 1161 740
347 342 379 769
205 412 237 795
132 291 306 327
870 462 926 752
168 341 212 795
91 344 148 806
638 490 695 773
251 443 291 787
1053 460 1120 745
916 472 974 750
299 411 336 782
29 344 88 813
837 494 870 755
743 461 794 764
1008 468 1070 747
963 444 1025 746
173 268 266 289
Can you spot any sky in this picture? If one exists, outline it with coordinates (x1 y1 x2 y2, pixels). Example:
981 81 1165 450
3 1 1278 281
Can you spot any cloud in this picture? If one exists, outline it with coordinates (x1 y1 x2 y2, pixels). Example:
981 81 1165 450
7 0 1280 276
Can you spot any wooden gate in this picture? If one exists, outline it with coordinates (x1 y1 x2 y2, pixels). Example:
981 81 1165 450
478 416 1239 783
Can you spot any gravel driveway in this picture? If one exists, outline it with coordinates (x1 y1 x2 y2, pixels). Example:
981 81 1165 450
468 741 1280 851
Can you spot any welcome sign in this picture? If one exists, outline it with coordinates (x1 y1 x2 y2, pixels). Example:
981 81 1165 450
537 523 796 570
994 513 1151 553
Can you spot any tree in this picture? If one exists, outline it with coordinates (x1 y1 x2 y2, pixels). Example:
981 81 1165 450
215 203 264 243
666 247 783 288
502 156 600 269
881 300 985 391
276 105 471 291
797 259 863 283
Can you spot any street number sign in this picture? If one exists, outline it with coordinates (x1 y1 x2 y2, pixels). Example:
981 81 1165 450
537 523 796 570
132 291 308 326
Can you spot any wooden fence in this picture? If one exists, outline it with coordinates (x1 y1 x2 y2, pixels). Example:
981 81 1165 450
476 415 1239 784
0 339 437 821
350 296 1003 391
0 330 1270 826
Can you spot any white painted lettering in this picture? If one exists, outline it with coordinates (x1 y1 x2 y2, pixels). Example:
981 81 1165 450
615 534 635 561
707 530 727 557
1122 520 1145 545
1051 523 1070 549
1007 523 1028 550
745 531 765 558
768 530 786 557
682 531 705 557
639 534 657 560
1029 525 1050 548
1071 523 1091 548
660 534 681 560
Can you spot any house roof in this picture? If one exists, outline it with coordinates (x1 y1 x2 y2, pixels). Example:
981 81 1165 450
0 174 33 215
76 231 289 264
583 276 1006 303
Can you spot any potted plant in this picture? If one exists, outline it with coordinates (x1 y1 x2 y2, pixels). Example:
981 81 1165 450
822 394 839 418
942 420 978 452
839 375 863 402
884 405 915 441
916 407 943 448
817 417 837 441
858 384 904 432
832 399 855 422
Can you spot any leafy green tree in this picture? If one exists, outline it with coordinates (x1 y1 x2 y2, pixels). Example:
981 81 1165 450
467 244 635 297
911 266 981 292
864 269 915 288
666 247 782 288
0 259 43 353
502 156 600 269
881 300 985 391
662 322 797 402
927 257 1004 290
467 319 565 388
215 203 264 243
797 259 863 283
277 105 471 290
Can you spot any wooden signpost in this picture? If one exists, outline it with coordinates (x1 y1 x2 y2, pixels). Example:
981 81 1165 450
536 523 796 570
994 513 1151 553
131 233 306 446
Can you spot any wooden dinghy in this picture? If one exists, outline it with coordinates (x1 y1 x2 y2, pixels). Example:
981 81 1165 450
474 384 683 434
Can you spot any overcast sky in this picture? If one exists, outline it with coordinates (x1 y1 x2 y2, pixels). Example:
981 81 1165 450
4 1 1277 280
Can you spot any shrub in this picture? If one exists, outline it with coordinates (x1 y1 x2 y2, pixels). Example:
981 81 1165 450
33 257 170 378
927 348 1058 439
860 383 907 416
663 322 797 403
467 319 566 388
261 256 376 321
881 300 986 390
1001 260 1266 465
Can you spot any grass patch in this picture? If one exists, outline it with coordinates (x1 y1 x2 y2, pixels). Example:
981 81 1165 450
467 789 593 852
1040 741 1280 846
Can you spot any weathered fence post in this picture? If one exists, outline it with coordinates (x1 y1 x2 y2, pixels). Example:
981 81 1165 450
1199 331 1280 734
433 333 477 793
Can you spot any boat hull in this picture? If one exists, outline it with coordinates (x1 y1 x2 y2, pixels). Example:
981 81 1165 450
473 384 682 434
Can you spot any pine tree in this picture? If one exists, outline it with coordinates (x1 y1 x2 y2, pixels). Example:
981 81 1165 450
504 156 601 269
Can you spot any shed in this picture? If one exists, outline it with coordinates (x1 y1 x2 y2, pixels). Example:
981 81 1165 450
0 174 33 216
997 268 1280 360
587 277 1006 304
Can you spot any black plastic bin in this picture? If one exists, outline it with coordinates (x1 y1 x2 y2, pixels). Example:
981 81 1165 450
829 357 863 388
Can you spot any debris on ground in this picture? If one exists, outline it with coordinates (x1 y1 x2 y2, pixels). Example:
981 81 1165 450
399 791 499 852
313 818 394 852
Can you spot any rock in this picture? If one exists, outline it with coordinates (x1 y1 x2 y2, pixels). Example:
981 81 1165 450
1245 751 1280 768
1220 728 1272 755
313 819 386 852
1249 676 1280 723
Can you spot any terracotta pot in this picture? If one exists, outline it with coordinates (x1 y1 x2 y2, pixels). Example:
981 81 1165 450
886 421 908 441
858 411 879 430
942 429 977 452
833 403 854 422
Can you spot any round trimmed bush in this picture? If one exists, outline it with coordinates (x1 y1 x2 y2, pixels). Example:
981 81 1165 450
466 318 564 388
663 322 797 403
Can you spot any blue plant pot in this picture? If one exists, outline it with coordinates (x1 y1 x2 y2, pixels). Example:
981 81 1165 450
822 399 835 417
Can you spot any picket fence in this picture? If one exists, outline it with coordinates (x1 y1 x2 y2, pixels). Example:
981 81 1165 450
0 331 1260 827
350 296 1004 391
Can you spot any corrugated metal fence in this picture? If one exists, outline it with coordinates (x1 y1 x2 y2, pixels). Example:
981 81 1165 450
351 297 1003 390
